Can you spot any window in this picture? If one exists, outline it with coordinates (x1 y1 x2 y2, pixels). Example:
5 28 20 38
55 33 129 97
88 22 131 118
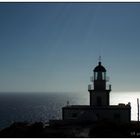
94 72 106 80
72 113 77 118
102 72 106 80
97 97 102 106
94 72 98 80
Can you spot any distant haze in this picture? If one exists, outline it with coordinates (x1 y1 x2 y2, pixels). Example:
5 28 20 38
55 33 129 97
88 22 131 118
0 3 140 93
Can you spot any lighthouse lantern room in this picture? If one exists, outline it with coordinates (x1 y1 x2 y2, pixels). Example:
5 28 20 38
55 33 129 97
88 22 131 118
88 59 111 106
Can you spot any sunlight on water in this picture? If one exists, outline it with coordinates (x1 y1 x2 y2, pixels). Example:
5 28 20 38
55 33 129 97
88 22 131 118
0 92 139 129
111 92 140 121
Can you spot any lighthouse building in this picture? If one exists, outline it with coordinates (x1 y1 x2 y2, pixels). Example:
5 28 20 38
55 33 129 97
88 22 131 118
62 60 131 123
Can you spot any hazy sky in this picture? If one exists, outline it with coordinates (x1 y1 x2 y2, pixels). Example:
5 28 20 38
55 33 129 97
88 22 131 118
0 3 140 93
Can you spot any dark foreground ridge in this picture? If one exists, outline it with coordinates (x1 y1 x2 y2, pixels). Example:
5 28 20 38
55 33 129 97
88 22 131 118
0 120 140 138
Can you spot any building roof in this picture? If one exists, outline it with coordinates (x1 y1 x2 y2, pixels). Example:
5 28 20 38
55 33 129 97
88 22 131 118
63 105 130 110
94 62 106 72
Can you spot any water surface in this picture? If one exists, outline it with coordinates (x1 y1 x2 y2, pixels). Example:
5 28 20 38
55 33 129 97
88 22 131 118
0 91 138 129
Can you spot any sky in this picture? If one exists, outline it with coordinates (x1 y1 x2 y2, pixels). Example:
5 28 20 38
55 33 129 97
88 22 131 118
0 3 140 93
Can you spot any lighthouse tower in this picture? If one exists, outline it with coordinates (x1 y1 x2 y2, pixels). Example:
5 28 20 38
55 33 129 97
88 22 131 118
62 57 130 123
62 58 130 123
88 59 111 106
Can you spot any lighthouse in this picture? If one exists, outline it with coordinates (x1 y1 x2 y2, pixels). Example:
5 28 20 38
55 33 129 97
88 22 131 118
88 60 111 106
62 58 131 123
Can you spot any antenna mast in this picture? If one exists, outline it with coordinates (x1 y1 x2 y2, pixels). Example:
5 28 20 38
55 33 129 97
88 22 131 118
99 55 101 62
137 98 139 122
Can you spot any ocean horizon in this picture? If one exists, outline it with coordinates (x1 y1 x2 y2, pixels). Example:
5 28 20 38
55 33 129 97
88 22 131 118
0 91 139 129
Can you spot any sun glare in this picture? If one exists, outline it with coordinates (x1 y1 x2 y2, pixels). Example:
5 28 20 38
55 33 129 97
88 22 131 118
111 92 140 120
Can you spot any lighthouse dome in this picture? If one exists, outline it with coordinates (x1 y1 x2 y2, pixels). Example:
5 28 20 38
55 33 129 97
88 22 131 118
94 62 106 72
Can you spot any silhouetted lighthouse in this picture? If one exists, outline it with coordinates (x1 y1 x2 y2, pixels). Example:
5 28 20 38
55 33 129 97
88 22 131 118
88 60 111 106
62 58 131 123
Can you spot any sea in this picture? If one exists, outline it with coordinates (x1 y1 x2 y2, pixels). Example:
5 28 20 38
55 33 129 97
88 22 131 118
0 91 139 129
